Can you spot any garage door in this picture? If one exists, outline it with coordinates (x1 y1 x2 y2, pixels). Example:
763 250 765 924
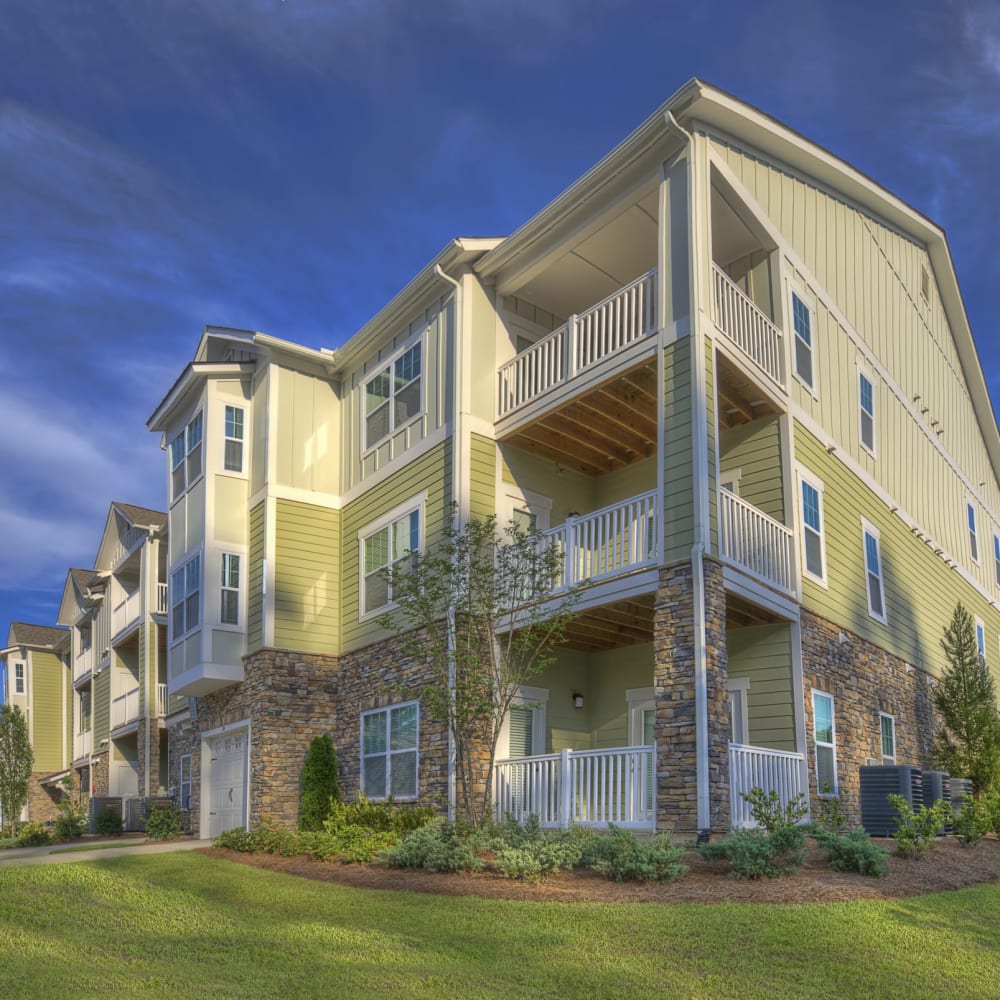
207 729 248 839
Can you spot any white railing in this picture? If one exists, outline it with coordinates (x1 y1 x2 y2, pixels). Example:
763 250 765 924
729 743 806 829
73 648 93 683
711 264 785 389
544 491 659 591
494 745 656 830
497 271 657 416
156 583 168 615
156 683 167 716
111 686 141 729
112 589 142 636
718 490 794 594
74 729 92 760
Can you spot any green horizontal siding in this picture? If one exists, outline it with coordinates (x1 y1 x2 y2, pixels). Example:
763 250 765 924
663 337 694 561
92 667 110 743
31 651 65 771
727 624 795 752
720 415 784 522
246 502 265 653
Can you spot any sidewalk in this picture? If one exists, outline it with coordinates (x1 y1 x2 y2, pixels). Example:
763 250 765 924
0 836 210 867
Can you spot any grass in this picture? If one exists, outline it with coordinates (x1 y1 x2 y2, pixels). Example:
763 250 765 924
47 842 145 855
0 852 997 999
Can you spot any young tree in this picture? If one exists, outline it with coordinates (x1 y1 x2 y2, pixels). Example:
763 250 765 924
933 603 1000 795
0 704 33 835
381 510 578 826
298 734 340 831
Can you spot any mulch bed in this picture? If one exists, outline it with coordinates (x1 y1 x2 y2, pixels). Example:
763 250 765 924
198 834 1000 904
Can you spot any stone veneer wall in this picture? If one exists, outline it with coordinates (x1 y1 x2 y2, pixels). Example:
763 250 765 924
801 609 937 823
90 750 109 796
653 556 730 834
135 719 163 795
26 773 61 824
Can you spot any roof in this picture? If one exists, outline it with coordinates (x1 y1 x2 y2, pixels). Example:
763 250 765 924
112 502 166 529
69 568 98 593
7 622 68 649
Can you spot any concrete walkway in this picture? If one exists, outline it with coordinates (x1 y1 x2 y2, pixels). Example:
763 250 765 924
0 836 210 867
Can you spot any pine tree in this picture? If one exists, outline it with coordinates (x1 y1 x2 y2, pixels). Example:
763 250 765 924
0 704 33 835
298 734 340 831
933 603 1000 795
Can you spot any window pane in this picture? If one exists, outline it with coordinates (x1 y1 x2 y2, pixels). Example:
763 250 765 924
222 554 239 589
363 712 387 755
804 530 823 577
365 573 389 612
187 413 203 450
881 716 895 758
392 513 419 561
865 533 881 576
394 344 421 385
394 378 420 426
366 402 390 446
868 573 884 618
221 590 239 625
365 529 389 575
225 406 244 440
224 439 243 472
172 603 185 637
390 703 418 750
362 756 387 798
172 464 186 500
512 508 536 532
859 375 873 414
170 435 185 469
187 443 202 482
813 694 833 744
185 593 199 630
365 370 390 414
186 557 200 595
816 745 835 792
792 294 811 345
802 483 820 531
795 338 813 385
390 751 417 798
508 706 534 757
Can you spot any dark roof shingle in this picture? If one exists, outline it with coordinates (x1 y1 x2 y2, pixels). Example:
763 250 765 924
8 622 68 648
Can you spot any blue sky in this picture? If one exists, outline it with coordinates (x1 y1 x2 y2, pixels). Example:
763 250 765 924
2 0 999 633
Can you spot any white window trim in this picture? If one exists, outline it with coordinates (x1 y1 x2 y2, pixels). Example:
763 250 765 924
789 284 817 395
502 488 552 533
879 712 896 764
812 689 838 797
178 753 192 810
858 367 876 456
170 411 204 503
967 501 980 565
975 616 987 663
223 405 246 475
360 701 420 801
170 552 202 646
220 552 241 629
726 677 750 746
357 493 426 621
797 468 827 587
362 338 424 456
993 533 1000 590
861 518 887 624
719 468 742 495
498 685 549 760
13 662 25 695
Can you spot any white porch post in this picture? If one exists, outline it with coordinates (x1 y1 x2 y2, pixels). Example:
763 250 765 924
559 748 572 829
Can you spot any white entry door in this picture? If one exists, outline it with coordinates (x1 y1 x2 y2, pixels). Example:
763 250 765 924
207 730 248 839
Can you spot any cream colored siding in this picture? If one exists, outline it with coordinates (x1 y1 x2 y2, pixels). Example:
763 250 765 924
500 446 591 526
246 502 266 653
341 441 452 651
250 368 267 496
727 625 795 752
469 279 498 423
214 476 248 546
468 433 496 521
720 415 784 522
273 498 340 654
664 337 694 560
274 367 339 494
30 651 65 771
592 457 657 509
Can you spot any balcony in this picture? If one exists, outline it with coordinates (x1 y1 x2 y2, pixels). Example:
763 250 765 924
498 271 657 419
112 590 142 639
718 489 794 594
729 743 807 829
73 648 93 684
711 264 785 393
111 686 141 729
155 683 167 716
494 745 656 830
73 729 92 761
155 582 168 615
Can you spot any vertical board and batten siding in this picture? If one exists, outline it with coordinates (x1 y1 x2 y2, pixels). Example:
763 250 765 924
710 136 1000 577
274 367 340 495
93 666 110 743
727 624 796 752
272 499 340 654
246 502 266 654
341 441 453 652
663 337 694 561
796 424 1000 685
468 433 496 521
719 416 784 522
469 277 499 425
30 651 65 771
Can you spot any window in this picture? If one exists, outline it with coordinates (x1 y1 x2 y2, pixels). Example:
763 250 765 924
791 290 814 389
179 754 192 810
859 372 875 453
171 554 201 640
727 677 750 745
361 506 420 615
880 713 896 764
862 521 886 623
224 406 244 473
13 663 24 695
361 702 418 799
364 342 422 450
502 686 549 759
800 473 826 582
968 502 979 563
812 691 837 796
975 617 986 663
79 689 91 733
220 553 240 626
170 412 203 500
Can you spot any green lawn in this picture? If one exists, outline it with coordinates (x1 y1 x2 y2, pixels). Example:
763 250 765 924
0 853 997 999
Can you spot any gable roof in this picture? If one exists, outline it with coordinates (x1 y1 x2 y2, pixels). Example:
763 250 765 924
7 622 68 649
112 502 166 529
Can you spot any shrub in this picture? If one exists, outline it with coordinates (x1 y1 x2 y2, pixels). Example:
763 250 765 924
889 794 951 858
586 827 688 883
94 807 122 837
298 735 340 832
324 796 435 835
15 822 53 847
813 828 888 876
145 802 184 841
985 791 1000 836
699 825 806 880
741 788 809 832
214 827 255 852
53 800 88 842
952 796 992 846
383 819 483 873
814 788 851 834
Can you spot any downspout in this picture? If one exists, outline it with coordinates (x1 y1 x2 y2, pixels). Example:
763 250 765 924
435 263 462 823
665 109 712 840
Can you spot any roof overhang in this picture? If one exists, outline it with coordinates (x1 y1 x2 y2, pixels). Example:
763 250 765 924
146 362 256 433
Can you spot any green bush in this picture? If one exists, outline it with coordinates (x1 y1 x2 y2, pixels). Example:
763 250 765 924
15 822 53 847
813 828 888 876
94 807 122 837
889 794 951 858
585 827 688 883
298 735 340 832
214 827 255 852
952 796 993 846
985 791 1000 836
53 801 88 842
383 819 483 873
814 789 851 834
144 802 184 841
699 825 806 880
324 795 435 835
741 788 809 832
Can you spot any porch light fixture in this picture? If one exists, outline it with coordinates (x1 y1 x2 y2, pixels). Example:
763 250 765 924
572 692 584 710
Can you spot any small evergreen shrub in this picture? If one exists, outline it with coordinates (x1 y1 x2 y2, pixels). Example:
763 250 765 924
813 828 888 876
53 800 88 842
324 796 435 835
586 827 688 883
986 791 1000 836
214 827 255 852
889 794 951 858
383 819 483 873
298 735 340 832
15 822 53 847
144 802 184 841
742 788 809 832
698 825 805 880
952 796 992 846
94 807 122 837
814 788 851 834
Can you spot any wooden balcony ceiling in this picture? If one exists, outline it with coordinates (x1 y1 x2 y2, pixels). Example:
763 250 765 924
726 593 785 629
716 351 782 430
561 594 654 651
501 361 657 476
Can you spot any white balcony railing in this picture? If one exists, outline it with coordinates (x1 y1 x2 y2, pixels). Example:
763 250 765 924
729 743 806 829
497 270 657 417
711 264 785 389
156 683 167 716
74 729 92 760
494 745 656 830
73 648 93 683
544 490 659 591
156 583 168 615
111 686 141 729
718 490 794 594
112 589 142 637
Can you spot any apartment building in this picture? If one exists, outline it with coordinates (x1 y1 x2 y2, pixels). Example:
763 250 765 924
149 79 1000 838
0 622 71 822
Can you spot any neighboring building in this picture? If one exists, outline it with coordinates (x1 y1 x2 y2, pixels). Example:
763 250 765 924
0 622 71 823
148 79 1000 837
55 502 170 809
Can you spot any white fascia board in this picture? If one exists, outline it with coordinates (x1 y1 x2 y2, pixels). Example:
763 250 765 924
146 362 254 431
